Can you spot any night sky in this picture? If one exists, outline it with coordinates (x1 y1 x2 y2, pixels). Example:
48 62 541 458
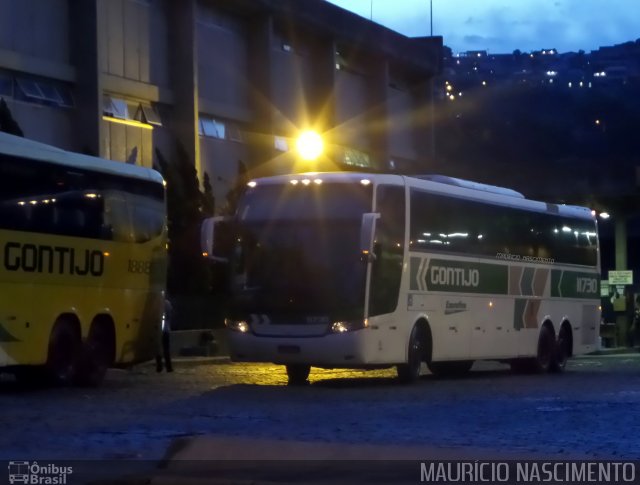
326 0 640 54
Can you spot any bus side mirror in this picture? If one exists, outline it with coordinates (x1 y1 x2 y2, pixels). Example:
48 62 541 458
201 216 232 263
360 212 380 262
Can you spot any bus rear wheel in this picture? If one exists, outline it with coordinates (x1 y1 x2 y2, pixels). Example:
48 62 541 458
75 322 114 387
551 325 571 373
46 319 80 386
535 325 556 373
286 364 311 386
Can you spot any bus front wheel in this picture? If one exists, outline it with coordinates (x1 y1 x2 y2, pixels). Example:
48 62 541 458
397 325 423 383
46 319 80 386
286 364 311 386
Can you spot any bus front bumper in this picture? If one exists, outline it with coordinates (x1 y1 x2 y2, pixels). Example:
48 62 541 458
227 330 375 367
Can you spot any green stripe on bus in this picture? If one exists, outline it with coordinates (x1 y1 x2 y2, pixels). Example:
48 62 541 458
412 258 509 294
551 269 599 298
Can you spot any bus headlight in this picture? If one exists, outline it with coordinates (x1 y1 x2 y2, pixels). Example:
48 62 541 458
226 319 250 333
330 319 368 333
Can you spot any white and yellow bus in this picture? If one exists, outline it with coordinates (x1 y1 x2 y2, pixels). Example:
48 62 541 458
203 172 600 384
0 132 166 386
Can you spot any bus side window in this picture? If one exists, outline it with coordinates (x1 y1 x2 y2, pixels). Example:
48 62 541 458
104 196 133 242
130 197 164 243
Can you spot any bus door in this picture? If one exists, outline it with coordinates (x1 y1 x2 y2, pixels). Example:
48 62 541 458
367 185 406 362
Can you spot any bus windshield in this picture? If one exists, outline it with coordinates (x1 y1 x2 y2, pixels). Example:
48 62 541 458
232 182 373 320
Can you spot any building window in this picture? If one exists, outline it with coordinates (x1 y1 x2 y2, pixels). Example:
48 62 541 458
274 136 289 152
12 76 74 108
199 114 242 142
38 83 64 105
103 96 128 119
137 104 162 126
0 73 13 97
227 124 243 142
344 148 371 168
200 118 224 138
16 79 45 101
103 94 161 128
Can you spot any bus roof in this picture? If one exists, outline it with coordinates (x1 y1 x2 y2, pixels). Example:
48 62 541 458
0 131 164 185
248 172 594 221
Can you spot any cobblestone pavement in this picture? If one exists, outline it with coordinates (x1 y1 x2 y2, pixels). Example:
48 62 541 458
2 354 640 461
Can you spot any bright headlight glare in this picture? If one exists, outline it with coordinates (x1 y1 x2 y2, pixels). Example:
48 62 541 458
226 319 250 333
331 322 349 333
330 319 368 333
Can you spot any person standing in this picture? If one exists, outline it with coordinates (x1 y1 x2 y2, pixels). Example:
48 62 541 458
156 296 173 372
625 288 636 348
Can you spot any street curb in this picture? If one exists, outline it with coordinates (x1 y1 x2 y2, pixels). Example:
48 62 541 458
150 352 640 367
140 355 231 368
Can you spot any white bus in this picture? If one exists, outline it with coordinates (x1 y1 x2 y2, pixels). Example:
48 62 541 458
202 172 600 385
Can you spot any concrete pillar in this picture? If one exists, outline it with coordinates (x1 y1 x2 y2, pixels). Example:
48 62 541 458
614 216 631 346
309 39 336 133
370 57 390 170
168 0 200 180
247 14 274 173
615 217 628 271
69 0 102 157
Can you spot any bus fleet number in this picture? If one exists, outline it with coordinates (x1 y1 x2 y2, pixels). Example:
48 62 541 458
128 259 151 274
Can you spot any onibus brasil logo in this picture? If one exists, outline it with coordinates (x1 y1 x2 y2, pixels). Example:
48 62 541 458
8 461 73 484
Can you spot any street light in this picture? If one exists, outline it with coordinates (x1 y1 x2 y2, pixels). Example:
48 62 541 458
296 130 324 161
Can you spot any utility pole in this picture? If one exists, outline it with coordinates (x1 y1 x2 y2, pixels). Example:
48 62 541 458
430 0 433 35
429 0 436 167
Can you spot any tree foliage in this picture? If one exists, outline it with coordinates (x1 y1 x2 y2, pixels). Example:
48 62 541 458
155 146 211 295
0 98 23 137
222 159 248 216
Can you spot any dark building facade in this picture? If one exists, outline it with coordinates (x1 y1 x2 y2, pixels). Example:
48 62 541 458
0 0 442 211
